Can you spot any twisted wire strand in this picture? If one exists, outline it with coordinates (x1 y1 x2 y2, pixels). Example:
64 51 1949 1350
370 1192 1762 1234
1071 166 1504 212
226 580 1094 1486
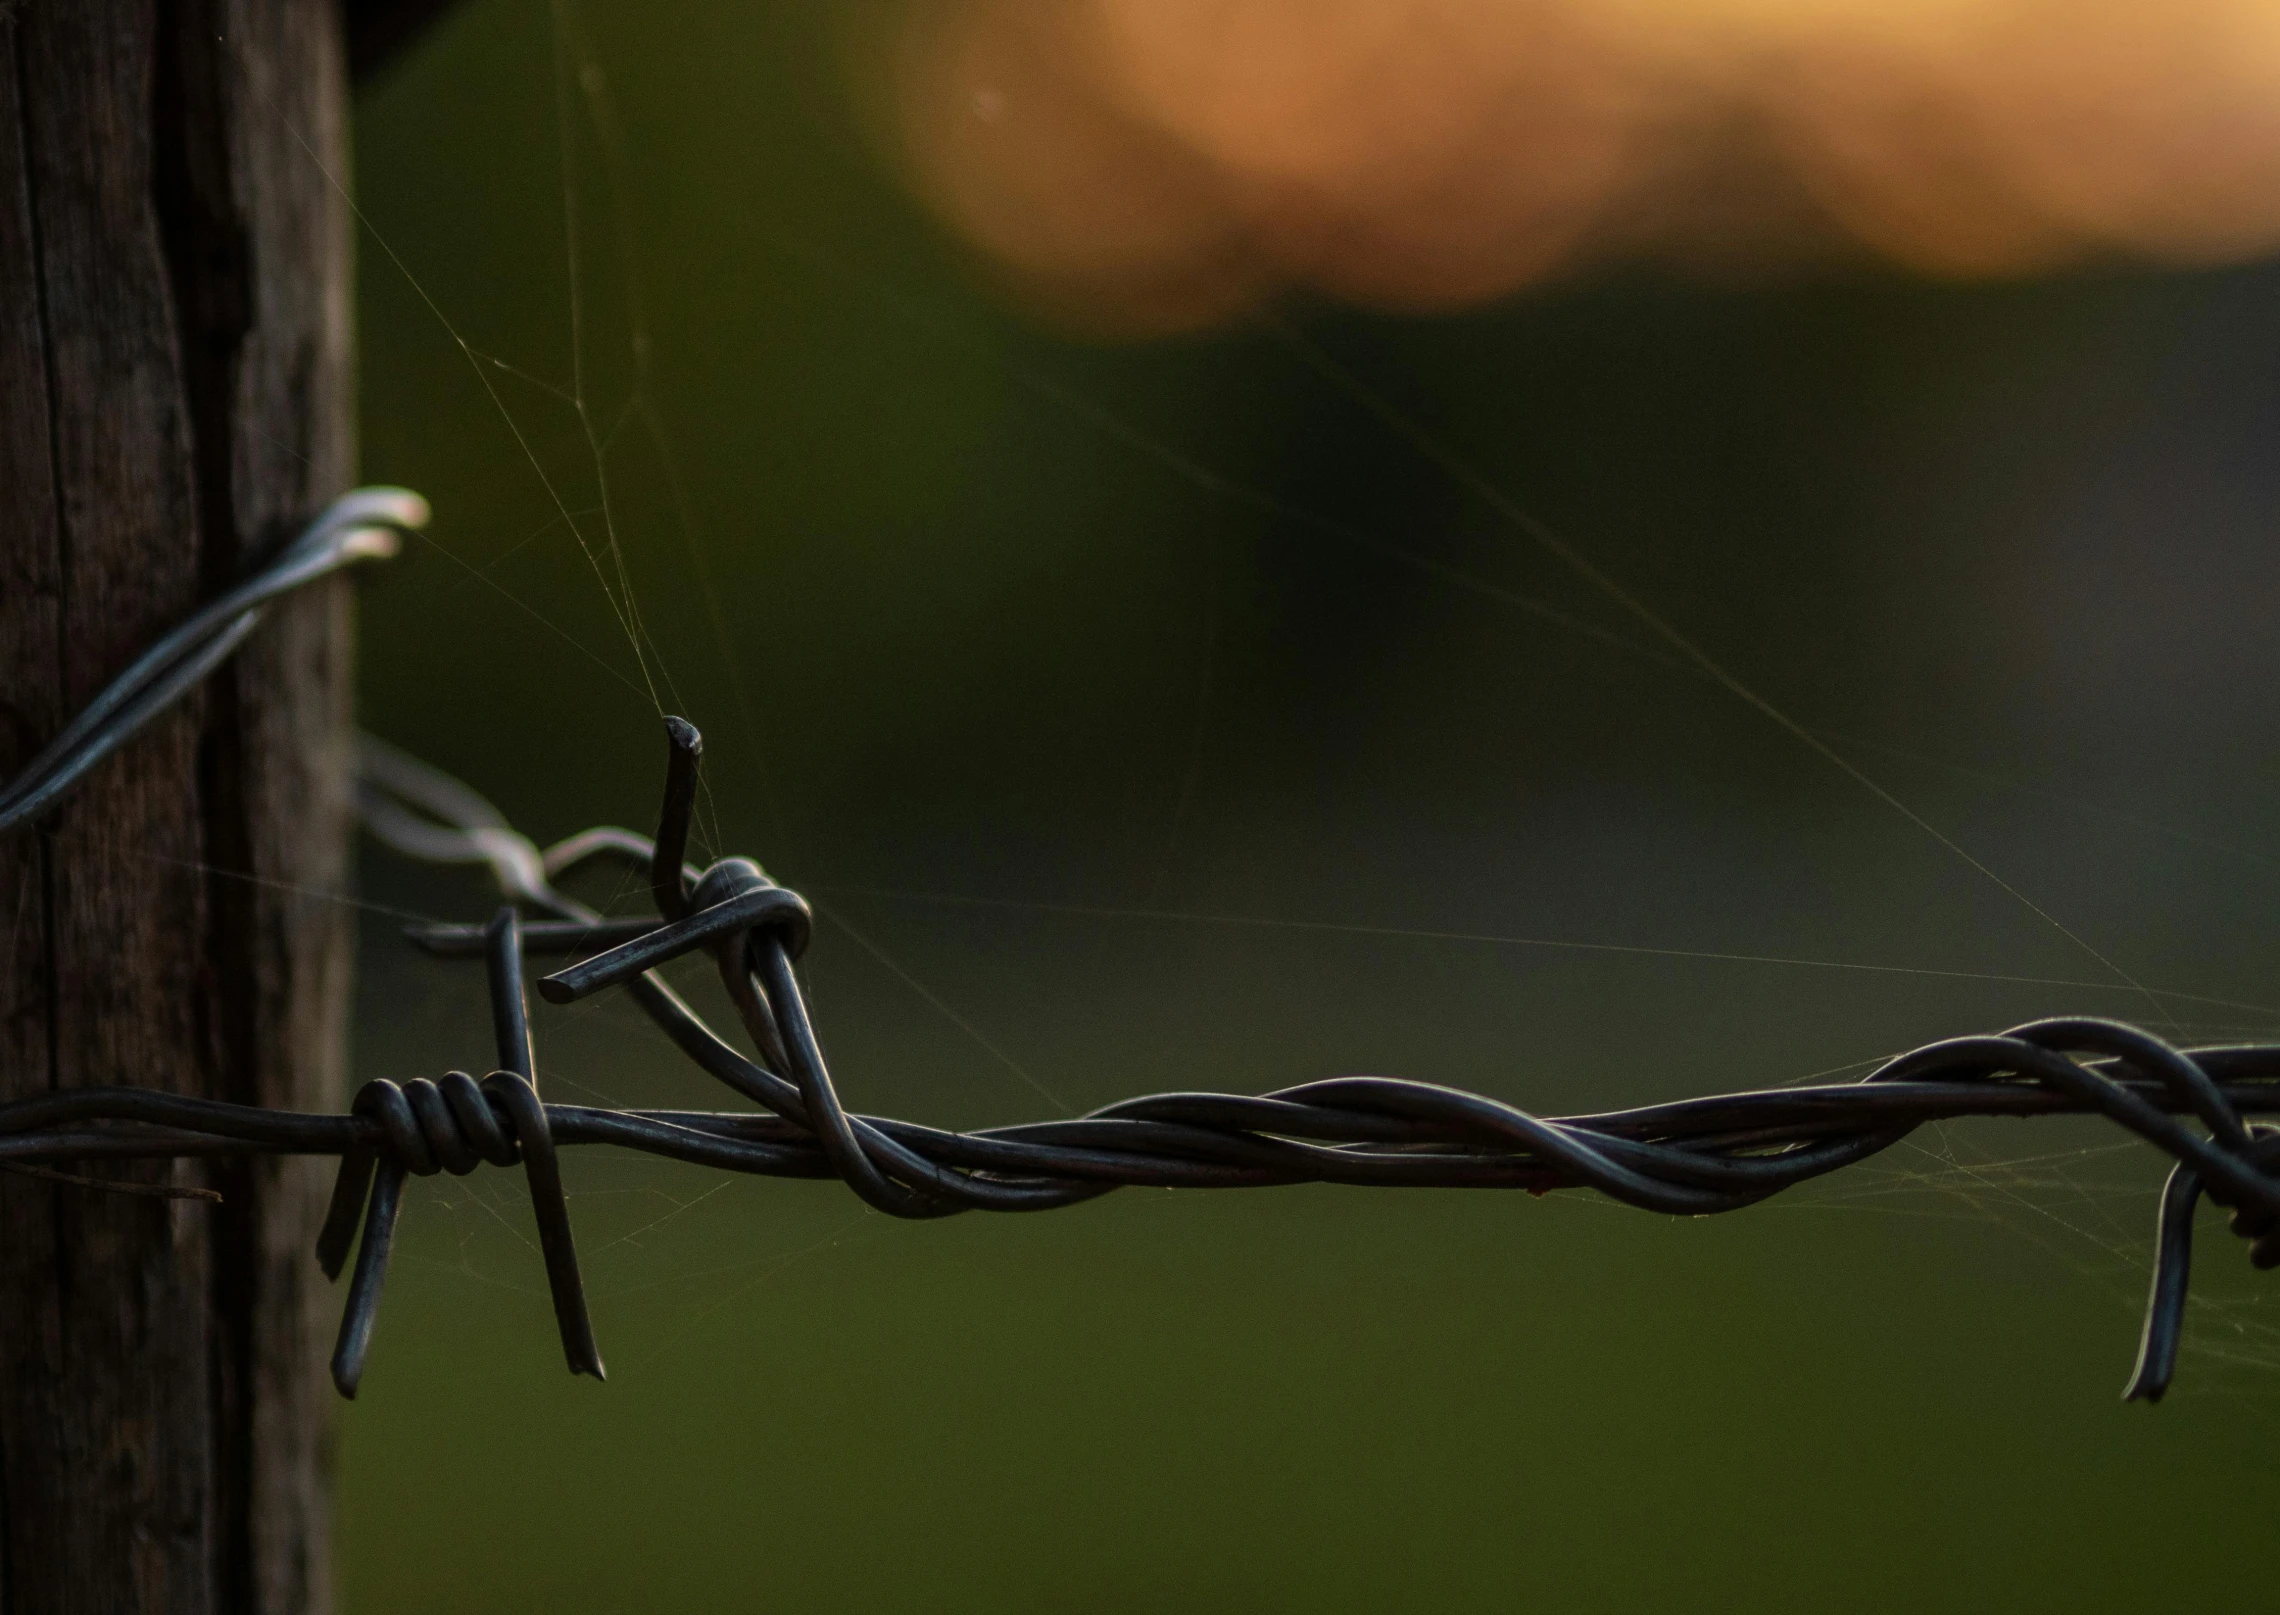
3 489 2276 1403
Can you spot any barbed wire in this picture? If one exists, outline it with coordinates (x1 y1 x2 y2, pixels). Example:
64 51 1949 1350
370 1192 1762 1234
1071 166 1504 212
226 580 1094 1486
4 490 2278 1405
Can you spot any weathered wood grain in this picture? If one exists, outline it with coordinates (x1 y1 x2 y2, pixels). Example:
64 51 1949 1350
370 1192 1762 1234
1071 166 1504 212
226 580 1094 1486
0 3 354 1608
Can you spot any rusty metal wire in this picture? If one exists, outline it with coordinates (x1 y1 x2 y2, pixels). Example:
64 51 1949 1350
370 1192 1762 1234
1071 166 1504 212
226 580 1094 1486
4 490 2278 1405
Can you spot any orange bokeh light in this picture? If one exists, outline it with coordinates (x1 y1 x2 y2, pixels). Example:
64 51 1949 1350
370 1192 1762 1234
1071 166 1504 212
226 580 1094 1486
861 0 2280 330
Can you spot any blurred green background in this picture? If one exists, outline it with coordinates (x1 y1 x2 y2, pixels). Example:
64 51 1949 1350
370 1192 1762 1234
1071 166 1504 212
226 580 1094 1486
343 3 2280 1608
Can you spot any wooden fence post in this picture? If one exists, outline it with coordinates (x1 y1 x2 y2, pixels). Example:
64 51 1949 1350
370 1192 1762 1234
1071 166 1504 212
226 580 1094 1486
0 2 355 1609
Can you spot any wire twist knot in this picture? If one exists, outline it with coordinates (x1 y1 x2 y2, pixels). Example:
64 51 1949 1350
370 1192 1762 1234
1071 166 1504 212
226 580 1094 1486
313 906 602 1398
